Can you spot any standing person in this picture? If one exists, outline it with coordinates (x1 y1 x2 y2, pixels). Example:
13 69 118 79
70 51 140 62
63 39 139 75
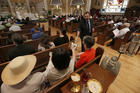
76 12 95 52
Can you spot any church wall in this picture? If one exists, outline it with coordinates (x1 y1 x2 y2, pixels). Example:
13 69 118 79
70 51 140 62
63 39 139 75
91 0 104 9
127 0 140 7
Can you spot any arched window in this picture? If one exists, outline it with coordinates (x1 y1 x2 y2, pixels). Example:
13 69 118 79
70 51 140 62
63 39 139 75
101 0 130 14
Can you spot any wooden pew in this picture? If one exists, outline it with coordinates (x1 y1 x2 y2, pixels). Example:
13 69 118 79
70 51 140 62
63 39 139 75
0 29 31 37
0 32 33 46
41 47 105 93
0 42 70 86
96 27 114 45
0 29 51 46
112 32 132 51
94 24 114 36
0 35 57 62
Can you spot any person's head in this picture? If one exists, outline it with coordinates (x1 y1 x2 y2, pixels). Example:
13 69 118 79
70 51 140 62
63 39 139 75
84 12 90 20
1 55 36 85
36 22 40 27
12 33 24 45
58 28 67 36
83 36 95 50
52 47 70 70
130 23 135 27
40 34 51 49
8 31 15 39
34 27 40 32
16 19 21 23
26 17 29 21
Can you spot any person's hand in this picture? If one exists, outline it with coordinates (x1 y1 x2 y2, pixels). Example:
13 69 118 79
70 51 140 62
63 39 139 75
75 36 78 42
71 42 77 51
92 28 95 33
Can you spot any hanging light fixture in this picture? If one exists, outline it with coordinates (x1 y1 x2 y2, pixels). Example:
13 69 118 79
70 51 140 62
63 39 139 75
71 0 84 6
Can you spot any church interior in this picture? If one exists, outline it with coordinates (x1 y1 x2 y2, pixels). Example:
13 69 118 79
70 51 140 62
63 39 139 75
0 0 140 93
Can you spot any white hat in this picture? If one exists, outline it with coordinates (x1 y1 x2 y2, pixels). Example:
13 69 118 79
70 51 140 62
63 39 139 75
124 23 130 27
1 55 36 85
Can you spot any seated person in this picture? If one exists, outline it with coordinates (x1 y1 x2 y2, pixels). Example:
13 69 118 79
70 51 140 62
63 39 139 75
108 23 130 46
0 21 6 31
38 34 55 51
108 19 114 24
31 22 43 33
75 36 95 68
129 23 136 32
113 23 130 39
32 27 43 40
6 31 15 45
15 19 21 24
1 55 48 93
0 24 6 31
46 46 76 85
54 29 69 46
9 22 21 31
8 33 35 60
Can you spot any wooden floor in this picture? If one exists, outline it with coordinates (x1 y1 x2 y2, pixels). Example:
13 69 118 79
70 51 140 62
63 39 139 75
50 27 140 93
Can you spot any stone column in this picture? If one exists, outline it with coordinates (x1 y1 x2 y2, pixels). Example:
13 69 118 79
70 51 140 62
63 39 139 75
66 0 68 15
26 0 31 16
86 0 91 11
7 0 15 16
43 0 48 11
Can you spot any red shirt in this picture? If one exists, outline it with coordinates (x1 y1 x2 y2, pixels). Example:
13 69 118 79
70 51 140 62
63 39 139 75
75 48 95 68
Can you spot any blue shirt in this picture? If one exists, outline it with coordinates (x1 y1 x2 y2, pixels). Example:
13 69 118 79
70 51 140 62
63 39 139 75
32 32 42 40
31 28 43 33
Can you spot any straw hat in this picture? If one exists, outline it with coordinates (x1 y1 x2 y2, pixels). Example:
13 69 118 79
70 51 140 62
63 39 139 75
1 55 36 85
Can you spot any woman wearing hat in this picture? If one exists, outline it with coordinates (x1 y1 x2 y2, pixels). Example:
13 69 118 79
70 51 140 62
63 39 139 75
1 55 48 93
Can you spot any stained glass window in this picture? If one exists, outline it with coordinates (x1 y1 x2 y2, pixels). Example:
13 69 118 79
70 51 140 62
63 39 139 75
101 0 129 13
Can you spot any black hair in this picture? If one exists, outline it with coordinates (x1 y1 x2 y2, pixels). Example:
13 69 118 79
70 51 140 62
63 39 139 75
12 33 24 45
52 47 70 70
84 11 90 15
83 36 95 49
8 31 15 39
40 34 51 49
60 28 67 35
34 27 40 31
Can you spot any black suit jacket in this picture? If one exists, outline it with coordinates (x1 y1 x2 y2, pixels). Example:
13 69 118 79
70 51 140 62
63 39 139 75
79 18 94 39
8 44 35 60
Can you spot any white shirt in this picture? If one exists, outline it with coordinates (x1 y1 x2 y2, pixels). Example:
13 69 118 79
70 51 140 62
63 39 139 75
113 27 130 39
38 42 55 51
46 58 75 85
1 71 48 93
9 25 21 31
108 20 114 24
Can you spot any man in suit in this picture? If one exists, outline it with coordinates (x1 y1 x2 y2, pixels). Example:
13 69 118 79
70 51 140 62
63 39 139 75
76 12 95 52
